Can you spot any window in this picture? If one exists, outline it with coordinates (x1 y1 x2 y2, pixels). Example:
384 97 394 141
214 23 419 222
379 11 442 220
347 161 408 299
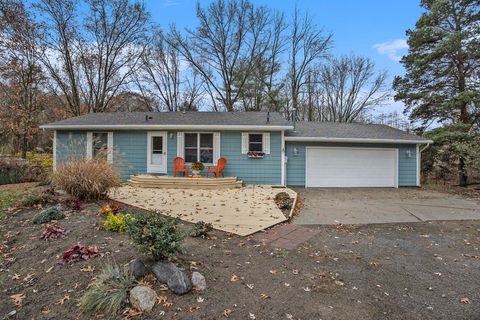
184 133 214 163
92 132 108 159
151 136 163 165
248 133 263 152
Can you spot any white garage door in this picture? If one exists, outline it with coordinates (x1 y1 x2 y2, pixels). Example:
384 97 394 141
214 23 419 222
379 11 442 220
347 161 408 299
306 147 398 188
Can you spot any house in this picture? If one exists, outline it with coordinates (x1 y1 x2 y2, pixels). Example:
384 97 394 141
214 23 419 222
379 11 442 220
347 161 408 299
39 112 432 188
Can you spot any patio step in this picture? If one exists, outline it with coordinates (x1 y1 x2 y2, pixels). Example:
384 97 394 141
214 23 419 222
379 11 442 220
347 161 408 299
128 175 243 189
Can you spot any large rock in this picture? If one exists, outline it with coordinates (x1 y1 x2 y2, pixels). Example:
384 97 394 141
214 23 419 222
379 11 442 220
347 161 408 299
191 271 206 291
129 286 156 312
128 260 147 279
151 262 192 295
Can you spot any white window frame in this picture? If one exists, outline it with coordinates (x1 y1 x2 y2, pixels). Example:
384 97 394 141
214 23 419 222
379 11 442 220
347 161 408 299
86 131 113 164
184 132 215 164
248 133 264 152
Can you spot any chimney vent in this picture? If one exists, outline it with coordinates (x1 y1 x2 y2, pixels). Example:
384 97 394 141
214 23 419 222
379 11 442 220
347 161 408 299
266 111 270 124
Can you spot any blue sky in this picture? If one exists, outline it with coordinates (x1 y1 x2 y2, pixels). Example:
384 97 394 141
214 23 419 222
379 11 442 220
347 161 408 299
145 0 424 114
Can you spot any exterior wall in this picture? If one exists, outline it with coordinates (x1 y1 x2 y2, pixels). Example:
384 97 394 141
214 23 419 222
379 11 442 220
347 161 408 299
285 142 418 187
56 131 86 165
55 129 282 185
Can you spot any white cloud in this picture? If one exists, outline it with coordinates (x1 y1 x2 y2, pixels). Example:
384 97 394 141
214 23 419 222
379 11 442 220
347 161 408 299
373 39 408 62
160 0 181 7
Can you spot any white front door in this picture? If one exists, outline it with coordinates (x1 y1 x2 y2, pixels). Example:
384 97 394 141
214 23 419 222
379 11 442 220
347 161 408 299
147 132 167 174
305 147 398 188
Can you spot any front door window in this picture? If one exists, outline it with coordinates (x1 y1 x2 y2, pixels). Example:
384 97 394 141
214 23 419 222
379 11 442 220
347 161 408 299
151 136 163 165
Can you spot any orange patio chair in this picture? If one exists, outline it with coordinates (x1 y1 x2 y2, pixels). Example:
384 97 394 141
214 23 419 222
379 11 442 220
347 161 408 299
173 157 189 177
207 157 227 178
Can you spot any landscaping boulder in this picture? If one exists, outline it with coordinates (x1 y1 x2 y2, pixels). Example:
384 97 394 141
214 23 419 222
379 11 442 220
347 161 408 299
128 260 147 280
191 271 206 290
129 286 156 312
151 262 192 295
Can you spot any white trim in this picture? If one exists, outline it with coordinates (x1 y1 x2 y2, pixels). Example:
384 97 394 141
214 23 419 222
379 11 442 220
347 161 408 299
305 146 399 188
53 130 57 171
285 136 433 144
416 144 420 187
86 132 93 159
281 130 285 185
176 132 184 158
107 132 113 164
213 132 221 164
147 131 168 174
263 132 270 154
183 132 215 164
241 133 248 154
40 124 293 131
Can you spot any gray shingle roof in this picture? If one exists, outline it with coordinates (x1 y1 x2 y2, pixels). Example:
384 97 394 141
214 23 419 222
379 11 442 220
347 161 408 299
40 112 292 129
286 121 431 143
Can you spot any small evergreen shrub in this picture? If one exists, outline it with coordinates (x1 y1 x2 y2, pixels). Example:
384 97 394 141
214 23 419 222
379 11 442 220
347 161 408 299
32 206 64 224
190 221 214 238
126 211 186 260
274 192 293 210
80 263 135 315
101 213 134 232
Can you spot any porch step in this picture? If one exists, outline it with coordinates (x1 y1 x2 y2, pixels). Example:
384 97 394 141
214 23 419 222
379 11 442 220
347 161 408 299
128 175 243 189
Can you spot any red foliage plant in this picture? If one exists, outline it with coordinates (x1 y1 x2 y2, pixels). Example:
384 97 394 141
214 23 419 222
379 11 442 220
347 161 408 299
59 243 100 264
40 226 66 240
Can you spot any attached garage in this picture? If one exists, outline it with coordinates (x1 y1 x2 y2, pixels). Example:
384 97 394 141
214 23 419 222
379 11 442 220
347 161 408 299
305 147 398 188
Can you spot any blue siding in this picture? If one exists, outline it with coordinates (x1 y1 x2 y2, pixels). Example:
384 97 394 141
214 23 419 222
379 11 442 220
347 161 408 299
113 131 148 181
56 131 86 165
286 142 418 187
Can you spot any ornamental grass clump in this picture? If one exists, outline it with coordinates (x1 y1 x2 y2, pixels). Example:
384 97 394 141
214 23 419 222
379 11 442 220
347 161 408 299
32 206 64 224
53 158 120 200
80 263 135 315
126 211 186 260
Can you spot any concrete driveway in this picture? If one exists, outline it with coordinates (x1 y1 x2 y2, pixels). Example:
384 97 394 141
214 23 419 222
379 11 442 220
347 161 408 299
293 187 480 225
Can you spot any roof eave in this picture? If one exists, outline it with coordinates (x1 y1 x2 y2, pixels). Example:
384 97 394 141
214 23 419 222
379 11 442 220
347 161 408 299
284 136 433 144
39 124 294 131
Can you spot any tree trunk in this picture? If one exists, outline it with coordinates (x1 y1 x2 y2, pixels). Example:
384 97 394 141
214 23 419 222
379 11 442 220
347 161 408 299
21 133 27 159
458 157 467 187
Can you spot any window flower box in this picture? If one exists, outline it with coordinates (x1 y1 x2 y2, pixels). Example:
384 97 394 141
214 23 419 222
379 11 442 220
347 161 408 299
247 151 265 158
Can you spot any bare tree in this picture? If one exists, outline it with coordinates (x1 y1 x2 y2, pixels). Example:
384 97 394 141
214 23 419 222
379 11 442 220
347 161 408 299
0 0 47 157
288 7 332 118
34 0 150 115
317 55 389 122
169 0 274 111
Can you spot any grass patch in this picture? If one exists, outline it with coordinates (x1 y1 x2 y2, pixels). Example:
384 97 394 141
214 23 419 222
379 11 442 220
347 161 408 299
0 184 39 219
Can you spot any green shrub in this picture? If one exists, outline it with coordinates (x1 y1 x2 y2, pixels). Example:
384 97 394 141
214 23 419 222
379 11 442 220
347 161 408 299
190 221 214 238
80 263 135 315
53 158 120 200
127 211 186 260
101 213 134 232
32 206 64 224
21 193 53 207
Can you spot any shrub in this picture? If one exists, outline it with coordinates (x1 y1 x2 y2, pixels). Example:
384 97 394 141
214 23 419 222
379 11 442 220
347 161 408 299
190 221 214 238
21 193 53 207
127 211 186 260
63 198 83 211
80 263 135 315
274 192 293 210
99 203 123 216
101 213 134 232
32 206 64 224
53 159 120 200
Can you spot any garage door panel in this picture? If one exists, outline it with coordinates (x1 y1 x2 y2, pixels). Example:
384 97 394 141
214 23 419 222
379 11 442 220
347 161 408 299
306 148 397 188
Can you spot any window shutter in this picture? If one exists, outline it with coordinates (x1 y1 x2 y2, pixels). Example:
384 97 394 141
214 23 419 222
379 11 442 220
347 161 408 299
213 132 221 164
107 132 113 164
177 132 184 158
241 132 248 154
263 132 270 154
86 132 93 159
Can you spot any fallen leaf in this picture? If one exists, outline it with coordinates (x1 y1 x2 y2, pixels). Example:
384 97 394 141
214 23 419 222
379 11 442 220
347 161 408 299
246 283 254 290
260 293 270 299
10 293 25 306
292 269 299 275
196 296 204 303
80 265 95 272
136 279 153 289
56 295 70 305
122 307 143 319
460 297 470 304
249 313 256 319
223 309 233 317
46 266 54 273
12 274 21 280
230 275 239 282
157 295 168 304
269 269 277 275
23 274 34 282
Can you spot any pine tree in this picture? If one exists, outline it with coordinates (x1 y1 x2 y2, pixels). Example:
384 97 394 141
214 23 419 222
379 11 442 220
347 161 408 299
393 0 480 186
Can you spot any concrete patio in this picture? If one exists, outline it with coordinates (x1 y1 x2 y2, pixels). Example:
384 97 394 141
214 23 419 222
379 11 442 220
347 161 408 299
109 185 297 236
